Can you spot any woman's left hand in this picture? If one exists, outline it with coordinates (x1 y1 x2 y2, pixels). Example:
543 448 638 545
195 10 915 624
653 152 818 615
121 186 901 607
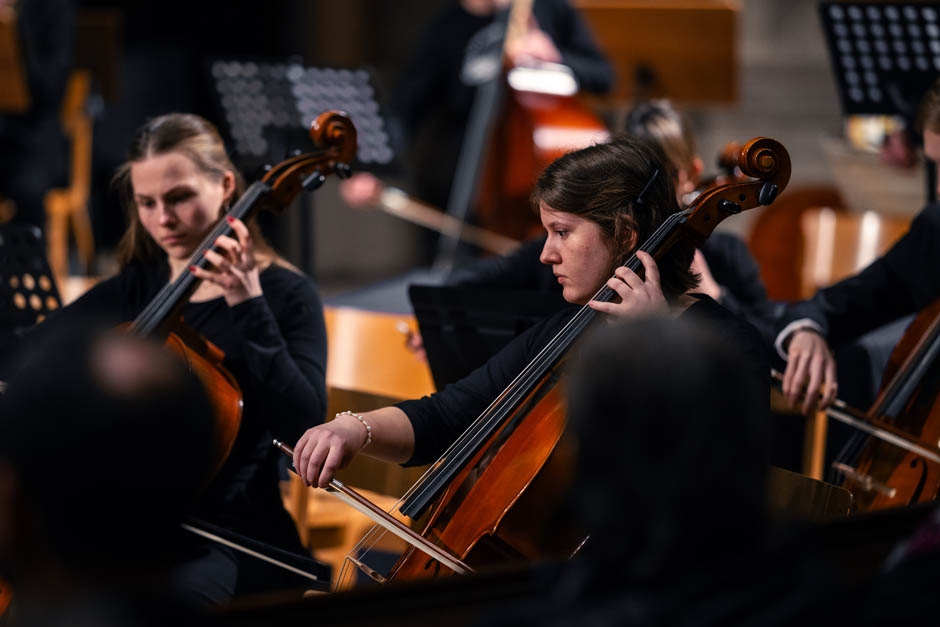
190 216 263 306
587 251 668 319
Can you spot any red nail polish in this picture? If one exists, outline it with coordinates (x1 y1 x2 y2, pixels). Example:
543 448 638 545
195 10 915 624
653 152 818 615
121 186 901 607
189 265 197 273
226 216 235 223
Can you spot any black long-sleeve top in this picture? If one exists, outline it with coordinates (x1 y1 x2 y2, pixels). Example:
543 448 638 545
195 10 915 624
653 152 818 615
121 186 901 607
775 203 940 349
23 261 327 547
398 295 769 466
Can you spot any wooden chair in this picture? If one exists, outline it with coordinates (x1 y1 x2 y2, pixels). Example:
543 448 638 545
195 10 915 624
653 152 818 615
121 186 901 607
44 69 95 284
798 207 911 300
747 184 847 302
793 207 911 479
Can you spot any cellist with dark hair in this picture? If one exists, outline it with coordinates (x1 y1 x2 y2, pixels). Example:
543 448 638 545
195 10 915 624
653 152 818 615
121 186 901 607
293 134 769 492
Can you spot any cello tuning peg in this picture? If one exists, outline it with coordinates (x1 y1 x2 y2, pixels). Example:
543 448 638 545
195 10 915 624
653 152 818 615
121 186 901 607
302 170 326 192
758 182 779 206
335 163 353 179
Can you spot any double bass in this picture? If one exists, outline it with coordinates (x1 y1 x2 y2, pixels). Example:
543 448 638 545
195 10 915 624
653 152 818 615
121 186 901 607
281 137 791 586
434 0 610 268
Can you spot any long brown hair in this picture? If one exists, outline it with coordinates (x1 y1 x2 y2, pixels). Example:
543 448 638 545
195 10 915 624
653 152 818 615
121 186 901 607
531 135 697 302
113 113 291 271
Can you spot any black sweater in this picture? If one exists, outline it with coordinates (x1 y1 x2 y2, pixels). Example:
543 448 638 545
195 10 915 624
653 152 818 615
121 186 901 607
17 261 328 548
398 295 769 466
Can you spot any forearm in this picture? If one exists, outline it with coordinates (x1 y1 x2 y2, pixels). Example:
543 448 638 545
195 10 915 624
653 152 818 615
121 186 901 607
355 407 416 465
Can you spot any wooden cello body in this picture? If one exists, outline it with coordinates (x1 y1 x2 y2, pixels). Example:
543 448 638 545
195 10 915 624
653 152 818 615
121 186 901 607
840 298 940 511
346 138 791 583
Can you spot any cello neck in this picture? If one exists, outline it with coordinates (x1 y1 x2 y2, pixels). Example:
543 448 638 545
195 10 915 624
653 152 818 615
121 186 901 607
131 181 272 338
870 299 940 420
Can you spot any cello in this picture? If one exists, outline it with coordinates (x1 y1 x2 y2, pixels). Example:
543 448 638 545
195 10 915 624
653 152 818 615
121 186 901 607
127 109 357 479
0 111 356 620
282 137 791 585
835 298 940 511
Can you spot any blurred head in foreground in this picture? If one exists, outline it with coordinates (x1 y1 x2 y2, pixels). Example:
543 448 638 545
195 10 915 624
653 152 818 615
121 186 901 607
0 324 214 602
565 315 770 583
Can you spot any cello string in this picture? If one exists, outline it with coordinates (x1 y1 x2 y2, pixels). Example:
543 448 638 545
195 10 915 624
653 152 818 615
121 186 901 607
133 183 269 335
836 310 940 473
133 146 333 333
404 210 682 490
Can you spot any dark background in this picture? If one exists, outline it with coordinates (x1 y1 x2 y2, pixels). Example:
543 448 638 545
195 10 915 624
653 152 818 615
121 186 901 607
73 0 445 262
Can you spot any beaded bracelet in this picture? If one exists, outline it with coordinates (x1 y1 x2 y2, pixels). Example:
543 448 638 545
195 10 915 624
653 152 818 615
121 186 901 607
337 410 372 449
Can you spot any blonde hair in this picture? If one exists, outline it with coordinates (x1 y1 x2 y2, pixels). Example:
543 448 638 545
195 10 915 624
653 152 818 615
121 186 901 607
113 113 293 272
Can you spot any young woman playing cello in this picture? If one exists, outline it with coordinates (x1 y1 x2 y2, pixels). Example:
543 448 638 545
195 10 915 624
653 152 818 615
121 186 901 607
4 113 328 605
292 135 768 488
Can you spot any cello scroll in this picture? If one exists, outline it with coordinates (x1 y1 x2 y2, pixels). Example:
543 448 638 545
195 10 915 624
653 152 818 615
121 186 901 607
680 137 791 247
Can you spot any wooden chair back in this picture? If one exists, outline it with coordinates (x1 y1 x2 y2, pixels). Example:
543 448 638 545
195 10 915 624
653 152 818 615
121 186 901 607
799 207 911 300
747 184 846 302
44 69 95 282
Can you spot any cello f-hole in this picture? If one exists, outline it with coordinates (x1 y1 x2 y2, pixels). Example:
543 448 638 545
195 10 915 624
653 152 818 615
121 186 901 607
908 457 929 504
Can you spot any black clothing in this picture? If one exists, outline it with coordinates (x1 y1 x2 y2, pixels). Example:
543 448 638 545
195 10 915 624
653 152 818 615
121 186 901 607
17 261 327 598
777 203 940 346
388 0 614 212
700 232 780 345
772 204 940 475
398 295 768 466
447 231 778 340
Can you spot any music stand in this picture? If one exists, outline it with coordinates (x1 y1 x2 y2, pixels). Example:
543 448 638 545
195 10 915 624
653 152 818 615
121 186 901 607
209 59 394 174
208 59 396 274
818 2 940 202
0 224 62 338
408 284 569 390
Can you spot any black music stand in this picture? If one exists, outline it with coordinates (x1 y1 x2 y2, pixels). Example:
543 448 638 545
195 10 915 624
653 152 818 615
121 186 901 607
0 224 62 337
819 2 940 202
208 59 394 174
409 284 569 390
207 58 396 273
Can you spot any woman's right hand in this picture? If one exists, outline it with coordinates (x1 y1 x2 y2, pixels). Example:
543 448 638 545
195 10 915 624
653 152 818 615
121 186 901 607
338 172 384 209
782 329 838 414
292 414 369 488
